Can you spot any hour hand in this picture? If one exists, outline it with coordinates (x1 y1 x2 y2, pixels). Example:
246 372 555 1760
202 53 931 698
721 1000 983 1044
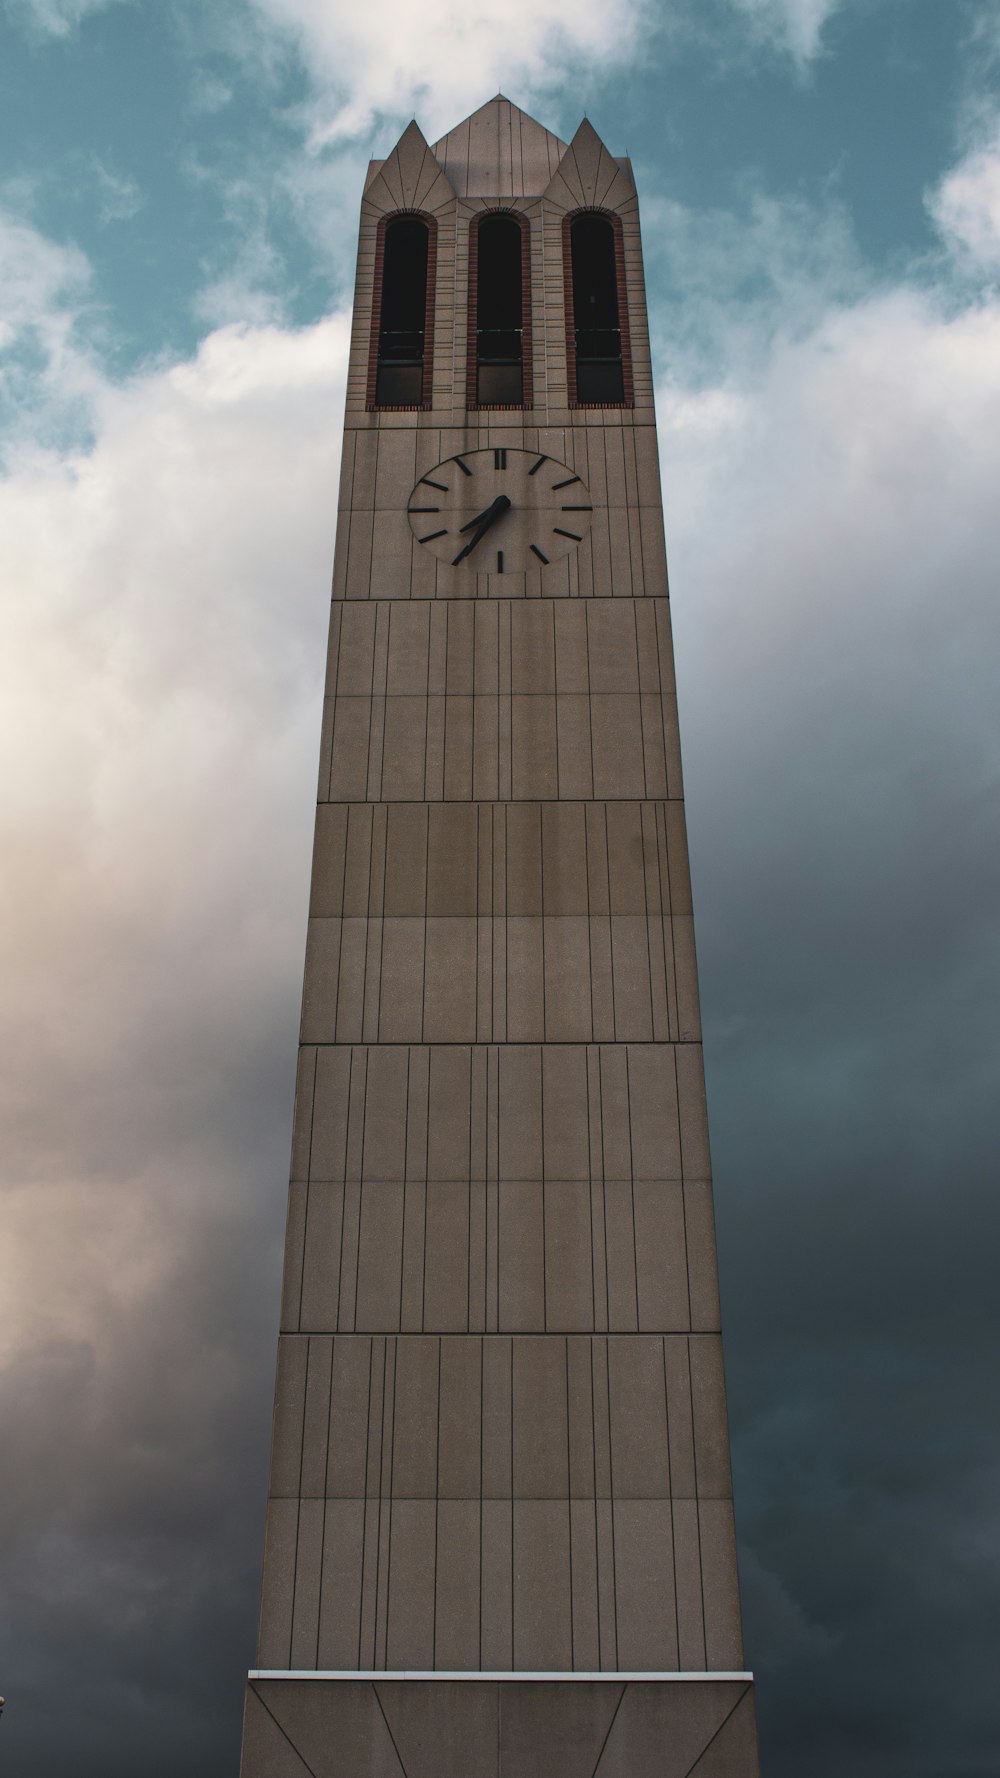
458 494 511 534
452 494 511 564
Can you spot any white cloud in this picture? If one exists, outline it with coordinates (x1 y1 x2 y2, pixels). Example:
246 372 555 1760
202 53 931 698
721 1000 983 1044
724 0 840 65
0 208 91 351
90 155 144 225
930 126 1000 272
2 0 132 37
242 0 648 143
660 280 1000 984
0 308 349 1361
0 208 101 453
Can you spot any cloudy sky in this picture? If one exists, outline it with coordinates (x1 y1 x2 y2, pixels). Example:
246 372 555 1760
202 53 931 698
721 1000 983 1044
2 0 999 1772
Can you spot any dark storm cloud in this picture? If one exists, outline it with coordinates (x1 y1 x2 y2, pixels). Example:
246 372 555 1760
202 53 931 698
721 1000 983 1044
664 285 1000 1774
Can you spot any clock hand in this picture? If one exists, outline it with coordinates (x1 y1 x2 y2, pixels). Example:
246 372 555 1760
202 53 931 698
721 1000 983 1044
452 494 511 564
458 494 511 534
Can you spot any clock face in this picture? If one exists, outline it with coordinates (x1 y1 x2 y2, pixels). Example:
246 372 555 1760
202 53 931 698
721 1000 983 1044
407 447 593 573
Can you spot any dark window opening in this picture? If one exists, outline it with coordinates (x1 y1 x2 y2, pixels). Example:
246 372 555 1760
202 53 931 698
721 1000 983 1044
376 216 429 406
570 213 624 404
476 213 523 406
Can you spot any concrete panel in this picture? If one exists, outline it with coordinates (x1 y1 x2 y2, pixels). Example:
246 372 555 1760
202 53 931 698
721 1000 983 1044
613 1500 678 1669
427 805 478 913
511 601 556 692
513 1501 572 1669
505 805 543 913
498 1048 543 1179
500 1681 622 1778
608 1336 670 1496
424 916 477 1041
435 1499 481 1666
544 916 593 1040
299 1181 345 1331
541 802 589 912
423 1180 470 1330
541 1046 590 1178
438 1338 482 1497
685 1181 722 1332
672 1497 707 1670
327 1338 371 1498
257 1498 297 1666
555 695 595 798
699 1501 746 1670
498 1181 545 1330
595 1681 753 1778
269 1337 307 1497
392 1336 439 1497
240 1689 315 1778
513 1337 568 1498
300 1338 333 1494
512 696 558 799
290 1496 325 1664
480 1499 514 1667
355 1183 405 1331
386 1499 437 1669
591 695 646 798
690 1336 733 1497
662 1337 697 1499
363 1049 410 1180
544 1180 595 1329
252 1680 404 1778
633 1180 690 1331
377 919 424 1042
425 1046 471 1178
587 601 640 693
376 1682 498 1778
482 1338 513 1497
384 805 427 914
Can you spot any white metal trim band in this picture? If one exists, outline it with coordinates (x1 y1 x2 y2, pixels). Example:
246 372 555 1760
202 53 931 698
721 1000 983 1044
249 1670 754 1683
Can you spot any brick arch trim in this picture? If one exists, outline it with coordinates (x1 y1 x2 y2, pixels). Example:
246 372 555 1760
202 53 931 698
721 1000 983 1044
562 207 634 409
466 208 534 411
366 209 438 411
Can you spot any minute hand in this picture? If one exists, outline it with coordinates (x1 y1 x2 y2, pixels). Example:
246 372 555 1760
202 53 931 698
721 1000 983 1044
452 494 511 565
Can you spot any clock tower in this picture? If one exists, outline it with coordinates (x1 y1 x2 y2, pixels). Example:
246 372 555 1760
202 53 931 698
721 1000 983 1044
239 98 760 1777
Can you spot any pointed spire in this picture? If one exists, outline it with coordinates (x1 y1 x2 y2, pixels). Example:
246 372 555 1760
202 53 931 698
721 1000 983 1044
363 118 454 216
545 117 636 211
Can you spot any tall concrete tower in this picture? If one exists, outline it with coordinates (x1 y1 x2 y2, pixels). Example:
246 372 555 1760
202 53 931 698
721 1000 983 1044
239 98 760 1777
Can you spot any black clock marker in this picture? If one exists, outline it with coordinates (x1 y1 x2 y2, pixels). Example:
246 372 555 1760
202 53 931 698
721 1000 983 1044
418 529 448 543
408 506 440 513
421 476 449 491
561 505 593 512
530 544 550 564
528 456 548 475
497 550 504 573
553 527 582 541
552 474 581 490
452 455 472 475
494 448 507 469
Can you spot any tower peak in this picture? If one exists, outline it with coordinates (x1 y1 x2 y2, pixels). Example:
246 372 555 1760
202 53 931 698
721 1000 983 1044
432 94 567 198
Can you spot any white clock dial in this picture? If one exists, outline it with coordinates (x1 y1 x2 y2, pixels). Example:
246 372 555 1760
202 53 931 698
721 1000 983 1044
407 447 593 574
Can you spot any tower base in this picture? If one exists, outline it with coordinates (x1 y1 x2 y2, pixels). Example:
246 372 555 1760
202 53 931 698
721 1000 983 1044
240 1672 759 1776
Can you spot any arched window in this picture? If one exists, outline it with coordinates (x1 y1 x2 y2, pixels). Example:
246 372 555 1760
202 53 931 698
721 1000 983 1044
468 211 531 408
565 211 631 406
369 214 435 408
